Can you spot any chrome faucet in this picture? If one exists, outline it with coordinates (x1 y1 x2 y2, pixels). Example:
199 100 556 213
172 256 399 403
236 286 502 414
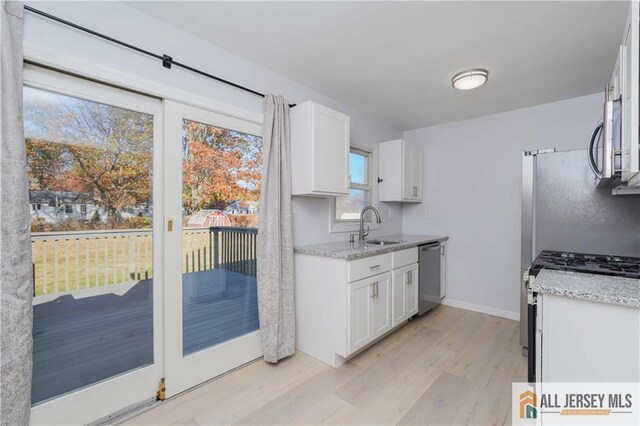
358 206 382 242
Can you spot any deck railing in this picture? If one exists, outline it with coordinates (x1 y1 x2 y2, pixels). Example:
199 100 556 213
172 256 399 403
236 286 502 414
31 226 258 296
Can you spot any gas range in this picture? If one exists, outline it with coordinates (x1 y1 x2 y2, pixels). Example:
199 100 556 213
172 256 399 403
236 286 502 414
530 250 640 279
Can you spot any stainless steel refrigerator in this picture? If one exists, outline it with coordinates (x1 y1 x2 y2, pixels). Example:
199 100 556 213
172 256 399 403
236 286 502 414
520 148 640 351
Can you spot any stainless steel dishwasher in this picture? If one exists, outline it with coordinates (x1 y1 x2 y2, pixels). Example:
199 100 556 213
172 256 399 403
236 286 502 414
418 243 442 315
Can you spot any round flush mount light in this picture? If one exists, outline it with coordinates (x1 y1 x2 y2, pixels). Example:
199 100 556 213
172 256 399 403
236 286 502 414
451 69 489 90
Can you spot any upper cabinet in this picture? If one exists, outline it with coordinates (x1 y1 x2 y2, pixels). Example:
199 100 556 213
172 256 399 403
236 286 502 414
620 2 640 186
290 101 350 196
378 139 423 202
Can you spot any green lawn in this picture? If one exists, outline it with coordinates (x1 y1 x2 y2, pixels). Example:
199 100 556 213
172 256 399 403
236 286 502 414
31 230 214 296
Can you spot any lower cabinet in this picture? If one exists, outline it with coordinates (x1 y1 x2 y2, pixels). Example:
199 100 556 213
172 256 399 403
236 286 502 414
392 264 419 327
537 293 640 383
295 247 420 368
348 273 392 354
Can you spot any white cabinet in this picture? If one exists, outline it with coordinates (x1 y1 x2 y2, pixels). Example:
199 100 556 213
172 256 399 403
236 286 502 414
440 241 447 299
379 139 423 202
347 277 373 353
392 264 419 327
290 101 350 196
537 294 640 382
295 246 420 367
620 2 640 184
348 272 392 354
370 274 393 339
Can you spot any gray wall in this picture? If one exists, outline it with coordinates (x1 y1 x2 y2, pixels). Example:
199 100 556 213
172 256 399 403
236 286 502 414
402 93 602 318
24 1 403 247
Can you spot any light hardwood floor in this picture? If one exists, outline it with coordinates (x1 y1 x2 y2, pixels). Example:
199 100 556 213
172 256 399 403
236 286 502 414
124 305 526 426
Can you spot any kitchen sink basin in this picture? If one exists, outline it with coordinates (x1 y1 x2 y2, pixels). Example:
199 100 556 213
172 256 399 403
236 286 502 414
364 239 405 246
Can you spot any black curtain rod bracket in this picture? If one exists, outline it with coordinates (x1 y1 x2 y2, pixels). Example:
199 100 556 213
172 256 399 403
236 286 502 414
24 5 296 108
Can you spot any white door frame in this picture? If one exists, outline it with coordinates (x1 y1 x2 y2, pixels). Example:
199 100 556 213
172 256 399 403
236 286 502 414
163 100 263 398
25 65 165 426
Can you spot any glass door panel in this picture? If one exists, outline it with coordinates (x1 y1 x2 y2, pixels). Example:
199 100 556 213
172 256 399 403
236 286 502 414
164 101 263 397
25 65 163 425
181 119 261 356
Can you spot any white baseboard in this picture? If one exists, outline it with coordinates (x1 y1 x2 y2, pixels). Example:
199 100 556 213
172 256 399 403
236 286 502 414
441 297 520 321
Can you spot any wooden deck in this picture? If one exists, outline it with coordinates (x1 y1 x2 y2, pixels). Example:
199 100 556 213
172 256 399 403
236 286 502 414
32 268 259 404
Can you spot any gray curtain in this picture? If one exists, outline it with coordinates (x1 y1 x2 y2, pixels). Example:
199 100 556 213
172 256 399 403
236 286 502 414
257 95 295 363
0 1 33 424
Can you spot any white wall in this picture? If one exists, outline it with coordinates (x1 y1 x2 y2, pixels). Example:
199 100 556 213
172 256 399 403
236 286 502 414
402 93 602 318
23 1 403 246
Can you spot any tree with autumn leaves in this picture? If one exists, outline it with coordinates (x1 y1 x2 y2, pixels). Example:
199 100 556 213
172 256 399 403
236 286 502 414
24 86 263 226
182 121 262 214
25 88 153 221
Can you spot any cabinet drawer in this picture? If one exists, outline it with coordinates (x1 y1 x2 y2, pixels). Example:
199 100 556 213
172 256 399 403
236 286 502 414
348 253 391 282
392 247 418 269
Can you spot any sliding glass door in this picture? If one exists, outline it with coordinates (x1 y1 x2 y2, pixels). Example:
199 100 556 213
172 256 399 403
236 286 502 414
163 101 263 397
23 67 264 423
25 65 164 425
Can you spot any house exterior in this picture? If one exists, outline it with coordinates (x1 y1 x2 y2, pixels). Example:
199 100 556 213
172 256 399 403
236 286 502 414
224 200 258 215
29 190 103 223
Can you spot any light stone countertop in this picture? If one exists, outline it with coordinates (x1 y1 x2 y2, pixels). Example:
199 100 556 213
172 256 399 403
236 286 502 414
530 268 640 309
294 234 448 260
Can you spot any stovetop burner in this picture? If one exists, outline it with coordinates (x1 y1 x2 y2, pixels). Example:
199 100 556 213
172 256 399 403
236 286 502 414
531 250 640 279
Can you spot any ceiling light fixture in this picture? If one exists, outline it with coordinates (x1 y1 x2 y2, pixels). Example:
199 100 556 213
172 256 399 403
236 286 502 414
451 69 489 90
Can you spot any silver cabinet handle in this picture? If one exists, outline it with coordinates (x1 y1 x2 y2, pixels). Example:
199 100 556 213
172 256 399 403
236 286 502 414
406 272 412 285
375 281 379 298
370 283 375 298
369 264 381 269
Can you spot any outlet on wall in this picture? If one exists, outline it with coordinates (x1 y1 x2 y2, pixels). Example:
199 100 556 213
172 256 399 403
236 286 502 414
425 208 431 218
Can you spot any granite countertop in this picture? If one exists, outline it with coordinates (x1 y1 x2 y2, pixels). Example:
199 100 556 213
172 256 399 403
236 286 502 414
294 234 448 260
530 269 640 309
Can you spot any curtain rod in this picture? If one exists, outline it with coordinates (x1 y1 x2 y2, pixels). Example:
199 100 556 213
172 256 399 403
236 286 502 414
23 5 296 108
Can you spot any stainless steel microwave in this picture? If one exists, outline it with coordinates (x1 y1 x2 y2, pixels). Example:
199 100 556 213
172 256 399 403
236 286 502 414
588 85 622 188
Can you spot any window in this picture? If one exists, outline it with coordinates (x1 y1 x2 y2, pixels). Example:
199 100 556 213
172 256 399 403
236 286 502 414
80 204 87 215
335 146 372 222
32 203 41 211
64 204 73 214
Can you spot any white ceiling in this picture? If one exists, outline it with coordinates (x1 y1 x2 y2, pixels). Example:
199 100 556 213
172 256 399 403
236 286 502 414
127 1 628 130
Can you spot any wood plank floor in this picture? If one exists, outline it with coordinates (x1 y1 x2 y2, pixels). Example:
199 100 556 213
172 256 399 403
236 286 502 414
32 269 258 404
124 305 526 426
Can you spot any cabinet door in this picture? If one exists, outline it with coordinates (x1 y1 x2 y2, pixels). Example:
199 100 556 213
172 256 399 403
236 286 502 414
372 273 392 338
621 2 639 182
440 242 446 299
405 264 419 317
402 142 413 199
410 146 422 200
392 269 407 327
347 277 373 354
313 104 350 194
541 294 640 382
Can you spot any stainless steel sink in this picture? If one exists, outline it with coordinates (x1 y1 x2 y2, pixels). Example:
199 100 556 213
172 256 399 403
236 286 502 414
364 239 405 246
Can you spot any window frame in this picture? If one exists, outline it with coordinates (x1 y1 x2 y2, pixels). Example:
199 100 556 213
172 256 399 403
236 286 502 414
329 144 377 233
